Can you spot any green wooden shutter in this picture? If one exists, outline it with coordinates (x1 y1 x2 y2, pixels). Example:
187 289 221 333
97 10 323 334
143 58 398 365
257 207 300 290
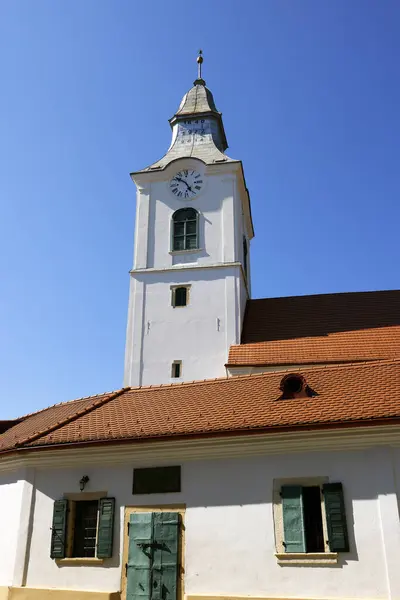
323 482 349 552
97 497 115 558
50 499 68 559
152 512 180 600
281 485 306 553
127 512 154 600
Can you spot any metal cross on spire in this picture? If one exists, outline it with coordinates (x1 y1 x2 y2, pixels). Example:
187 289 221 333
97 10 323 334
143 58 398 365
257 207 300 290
194 49 206 86
197 49 203 79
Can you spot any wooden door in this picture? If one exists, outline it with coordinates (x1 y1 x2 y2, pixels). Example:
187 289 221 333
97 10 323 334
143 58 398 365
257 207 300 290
125 511 181 600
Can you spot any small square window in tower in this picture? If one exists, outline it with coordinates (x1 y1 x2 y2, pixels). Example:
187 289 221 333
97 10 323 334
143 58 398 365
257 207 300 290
171 361 182 378
172 286 188 307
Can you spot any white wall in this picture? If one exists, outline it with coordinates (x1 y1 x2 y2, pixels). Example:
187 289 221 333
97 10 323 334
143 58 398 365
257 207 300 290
124 158 248 387
0 472 25 586
15 445 400 598
139 166 238 271
135 266 241 385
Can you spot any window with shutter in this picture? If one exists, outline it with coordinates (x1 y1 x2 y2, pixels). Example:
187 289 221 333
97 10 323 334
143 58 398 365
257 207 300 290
50 499 68 559
97 497 115 558
322 483 349 552
50 495 116 561
281 485 306 553
277 479 350 559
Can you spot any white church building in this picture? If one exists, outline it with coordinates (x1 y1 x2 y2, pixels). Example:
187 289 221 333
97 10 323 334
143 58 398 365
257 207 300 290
1 54 400 600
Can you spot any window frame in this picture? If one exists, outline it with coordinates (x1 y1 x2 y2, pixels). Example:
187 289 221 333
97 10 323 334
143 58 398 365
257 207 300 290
273 477 339 564
171 285 191 308
171 208 199 253
171 361 182 379
71 499 99 559
59 491 106 564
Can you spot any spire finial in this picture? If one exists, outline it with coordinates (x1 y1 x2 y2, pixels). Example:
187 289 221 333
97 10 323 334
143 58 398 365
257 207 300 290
197 49 203 79
194 49 206 86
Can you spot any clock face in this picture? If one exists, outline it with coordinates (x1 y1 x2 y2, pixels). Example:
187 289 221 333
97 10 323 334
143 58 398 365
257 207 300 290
169 170 204 199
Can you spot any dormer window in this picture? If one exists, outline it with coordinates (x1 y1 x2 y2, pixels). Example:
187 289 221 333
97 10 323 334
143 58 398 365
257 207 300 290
278 374 317 400
172 208 198 251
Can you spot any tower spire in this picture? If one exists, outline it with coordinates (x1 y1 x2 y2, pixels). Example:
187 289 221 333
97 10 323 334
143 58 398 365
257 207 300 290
194 49 206 86
197 49 203 79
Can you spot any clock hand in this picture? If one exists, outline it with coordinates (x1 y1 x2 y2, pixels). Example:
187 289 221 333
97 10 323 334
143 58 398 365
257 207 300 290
175 177 192 191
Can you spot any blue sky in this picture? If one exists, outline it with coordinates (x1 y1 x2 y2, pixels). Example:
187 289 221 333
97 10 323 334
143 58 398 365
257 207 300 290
0 0 399 418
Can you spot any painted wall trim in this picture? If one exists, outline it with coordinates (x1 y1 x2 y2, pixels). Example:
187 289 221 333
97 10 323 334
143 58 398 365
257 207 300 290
7 588 120 600
130 261 242 275
186 597 379 600
1 424 400 473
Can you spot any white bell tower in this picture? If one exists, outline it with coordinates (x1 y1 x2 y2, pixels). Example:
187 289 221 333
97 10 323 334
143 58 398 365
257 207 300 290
124 52 254 387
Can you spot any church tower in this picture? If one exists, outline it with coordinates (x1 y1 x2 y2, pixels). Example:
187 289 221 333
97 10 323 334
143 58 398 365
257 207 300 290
124 53 254 387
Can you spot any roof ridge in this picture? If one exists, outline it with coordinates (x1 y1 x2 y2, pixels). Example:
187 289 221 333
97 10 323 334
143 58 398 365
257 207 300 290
14 388 127 449
231 328 399 350
15 389 121 421
121 358 400 395
249 289 400 302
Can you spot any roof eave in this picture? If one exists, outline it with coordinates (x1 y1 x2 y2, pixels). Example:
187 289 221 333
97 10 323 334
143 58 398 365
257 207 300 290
2 415 400 458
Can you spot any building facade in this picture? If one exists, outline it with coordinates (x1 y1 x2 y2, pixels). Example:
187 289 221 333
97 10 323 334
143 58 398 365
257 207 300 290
1 56 400 600
124 66 252 387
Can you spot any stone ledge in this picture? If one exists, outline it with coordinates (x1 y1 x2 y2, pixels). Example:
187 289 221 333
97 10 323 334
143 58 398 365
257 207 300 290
55 558 104 566
7 588 120 600
275 552 338 565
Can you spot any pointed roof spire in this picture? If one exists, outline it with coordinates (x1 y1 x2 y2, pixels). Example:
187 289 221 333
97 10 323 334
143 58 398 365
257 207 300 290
194 49 206 86
133 51 234 171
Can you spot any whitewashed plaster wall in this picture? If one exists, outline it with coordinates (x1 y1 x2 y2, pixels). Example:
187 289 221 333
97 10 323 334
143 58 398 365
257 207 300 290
131 266 241 385
0 471 26 587
17 445 400 598
124 158 249 387
134 162 249 271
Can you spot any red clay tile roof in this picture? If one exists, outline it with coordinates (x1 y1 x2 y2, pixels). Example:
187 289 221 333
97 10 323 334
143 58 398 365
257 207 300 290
1 359 399 454
0 391 120 453
228 290 400 366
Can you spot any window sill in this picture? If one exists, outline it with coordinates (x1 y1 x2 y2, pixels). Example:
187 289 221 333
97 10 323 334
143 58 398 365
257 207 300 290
275 552 338 565
55 558 105 566
169 249 202 255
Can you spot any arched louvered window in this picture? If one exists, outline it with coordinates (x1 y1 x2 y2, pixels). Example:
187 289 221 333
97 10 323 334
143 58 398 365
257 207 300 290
172 208 198 251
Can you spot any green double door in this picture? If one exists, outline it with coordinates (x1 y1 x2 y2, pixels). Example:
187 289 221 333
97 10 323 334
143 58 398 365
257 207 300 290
126 512 180 600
